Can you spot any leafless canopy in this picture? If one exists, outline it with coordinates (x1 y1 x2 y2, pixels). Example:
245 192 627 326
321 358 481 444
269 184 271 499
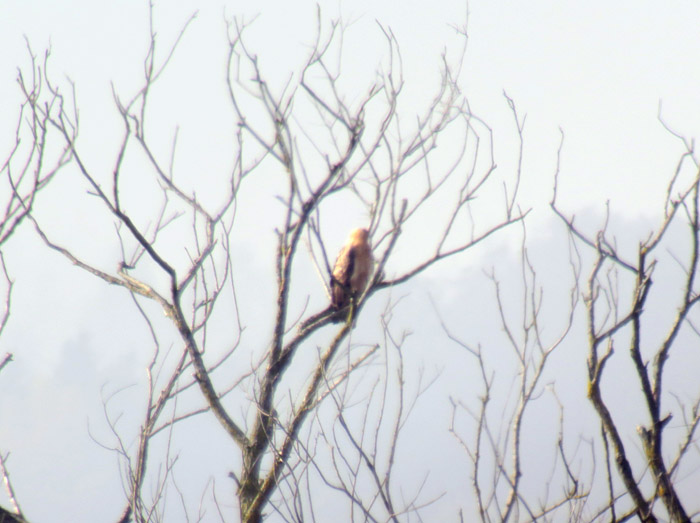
4 4 700 523
8 7 523 522
551 120 700 521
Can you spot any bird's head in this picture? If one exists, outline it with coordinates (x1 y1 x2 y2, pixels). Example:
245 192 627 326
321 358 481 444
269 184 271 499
349 227 370 244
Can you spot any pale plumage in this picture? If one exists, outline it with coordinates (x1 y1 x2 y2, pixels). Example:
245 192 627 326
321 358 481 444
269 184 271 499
331 228 373 309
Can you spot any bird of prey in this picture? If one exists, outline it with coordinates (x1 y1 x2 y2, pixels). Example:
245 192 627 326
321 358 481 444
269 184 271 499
330 228 373 310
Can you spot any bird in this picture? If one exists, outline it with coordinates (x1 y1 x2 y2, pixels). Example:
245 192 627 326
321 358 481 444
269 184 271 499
330 228 373 310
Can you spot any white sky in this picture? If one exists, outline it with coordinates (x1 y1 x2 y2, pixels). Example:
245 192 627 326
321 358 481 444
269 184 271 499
5 1 699 218
4 1 699 215
2 1 700 521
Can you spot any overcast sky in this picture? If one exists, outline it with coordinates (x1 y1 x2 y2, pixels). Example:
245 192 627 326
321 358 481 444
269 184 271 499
2 1 700 521
5 1 700 218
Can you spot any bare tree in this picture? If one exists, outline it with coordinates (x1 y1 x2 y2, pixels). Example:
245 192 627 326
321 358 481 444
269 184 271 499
6 4 700 523
552 119 700 522
0 40 70 522
437 100 700 522
10 6 523 522
0 39 70 362
443 214 591 522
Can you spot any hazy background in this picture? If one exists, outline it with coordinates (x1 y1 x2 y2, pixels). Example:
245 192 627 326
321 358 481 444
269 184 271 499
2 1 700 521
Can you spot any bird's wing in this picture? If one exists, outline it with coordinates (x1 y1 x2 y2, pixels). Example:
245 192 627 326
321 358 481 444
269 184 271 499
333 245 356 285
331 245 356 307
